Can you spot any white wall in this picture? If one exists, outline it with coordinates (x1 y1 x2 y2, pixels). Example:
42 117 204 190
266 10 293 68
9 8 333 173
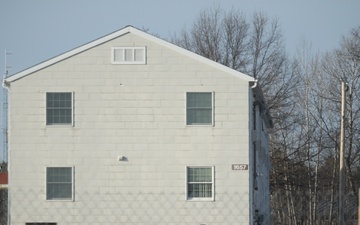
9 33 253 225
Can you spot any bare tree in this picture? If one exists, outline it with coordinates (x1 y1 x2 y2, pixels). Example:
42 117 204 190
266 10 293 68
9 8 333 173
171 6 299 224
171 7 360 225
323 28 360 219
172 6 250 71
343 26 360 61
172 6 295 114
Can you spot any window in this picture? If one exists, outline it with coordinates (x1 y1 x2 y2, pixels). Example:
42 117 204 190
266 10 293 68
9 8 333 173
46 92 73 125
186 166 214 201
186 92 213 125
112 47 146 64
26 223 57 225
46 167 73 200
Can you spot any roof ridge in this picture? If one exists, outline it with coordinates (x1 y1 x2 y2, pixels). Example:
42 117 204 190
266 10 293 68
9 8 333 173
4 25 254 83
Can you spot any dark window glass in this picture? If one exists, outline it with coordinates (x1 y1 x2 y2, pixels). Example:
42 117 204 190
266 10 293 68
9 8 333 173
46 167 72 200
186 92 212 125
46 92 72 125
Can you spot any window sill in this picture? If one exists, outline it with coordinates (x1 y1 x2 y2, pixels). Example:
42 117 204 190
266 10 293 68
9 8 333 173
186 198 215 202
112 62 146 65
186 124 214 127
46 199 74 202
45 124 74 128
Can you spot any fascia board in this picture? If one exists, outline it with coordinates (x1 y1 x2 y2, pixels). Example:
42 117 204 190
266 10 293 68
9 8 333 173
5 27 132 83
129 27 255 82
5 26 254 83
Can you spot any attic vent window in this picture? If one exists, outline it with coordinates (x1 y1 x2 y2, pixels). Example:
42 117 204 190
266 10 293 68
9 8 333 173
112 47 146 64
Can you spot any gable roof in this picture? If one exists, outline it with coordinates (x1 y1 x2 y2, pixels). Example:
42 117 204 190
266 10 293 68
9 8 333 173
4 25 255 84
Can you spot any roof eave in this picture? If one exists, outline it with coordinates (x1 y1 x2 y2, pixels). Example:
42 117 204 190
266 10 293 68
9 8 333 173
252 84 273 129
4 25 255 83
4 26 133 83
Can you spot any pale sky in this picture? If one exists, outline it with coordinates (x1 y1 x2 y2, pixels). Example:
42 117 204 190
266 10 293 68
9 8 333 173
0 0 360 160
1 0 360 75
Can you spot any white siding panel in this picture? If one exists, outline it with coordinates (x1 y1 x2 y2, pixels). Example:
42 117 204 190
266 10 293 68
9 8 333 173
9 32 252 225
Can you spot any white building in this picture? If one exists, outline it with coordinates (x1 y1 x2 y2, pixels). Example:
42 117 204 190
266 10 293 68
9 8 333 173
4 26 272 225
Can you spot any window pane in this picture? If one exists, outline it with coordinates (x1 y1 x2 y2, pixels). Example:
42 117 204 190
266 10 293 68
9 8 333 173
112 47 146 64
113 49 124 62
46 94 54 107
188 183 212 198
124 49 133 62
134 49 144 62
186 92 212 125
46 92 72 125
187 92 212 107
188 167 212 182
47 183 72 199
46 167 72 200
187 109 212 125
26 223 57 225
187 167 213 199
47 167 72 182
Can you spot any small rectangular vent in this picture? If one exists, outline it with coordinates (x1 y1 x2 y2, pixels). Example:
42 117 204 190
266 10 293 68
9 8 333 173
112 47 146 64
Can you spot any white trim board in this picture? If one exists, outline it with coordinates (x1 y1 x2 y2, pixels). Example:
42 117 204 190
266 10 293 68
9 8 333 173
4 26 254 83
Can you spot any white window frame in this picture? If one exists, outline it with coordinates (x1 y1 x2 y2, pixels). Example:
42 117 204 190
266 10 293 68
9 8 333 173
111 47 146 64
26 223 57 225
185 166 215 201
46 166 74 201
45 92 74 126
186 92 214 126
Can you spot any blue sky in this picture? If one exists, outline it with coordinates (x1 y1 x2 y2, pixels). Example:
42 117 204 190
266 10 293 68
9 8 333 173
0 0 359 160
1 0 360 75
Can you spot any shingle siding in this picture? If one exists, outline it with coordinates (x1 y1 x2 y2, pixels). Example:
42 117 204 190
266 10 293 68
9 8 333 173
8 31 261 225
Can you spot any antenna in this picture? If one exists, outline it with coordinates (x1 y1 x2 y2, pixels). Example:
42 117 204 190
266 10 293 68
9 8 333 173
2 50 10 163
4 50 11 76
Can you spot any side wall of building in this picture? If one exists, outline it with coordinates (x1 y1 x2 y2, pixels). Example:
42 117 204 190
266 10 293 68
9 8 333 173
9 33 253 225
252 104 271 224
